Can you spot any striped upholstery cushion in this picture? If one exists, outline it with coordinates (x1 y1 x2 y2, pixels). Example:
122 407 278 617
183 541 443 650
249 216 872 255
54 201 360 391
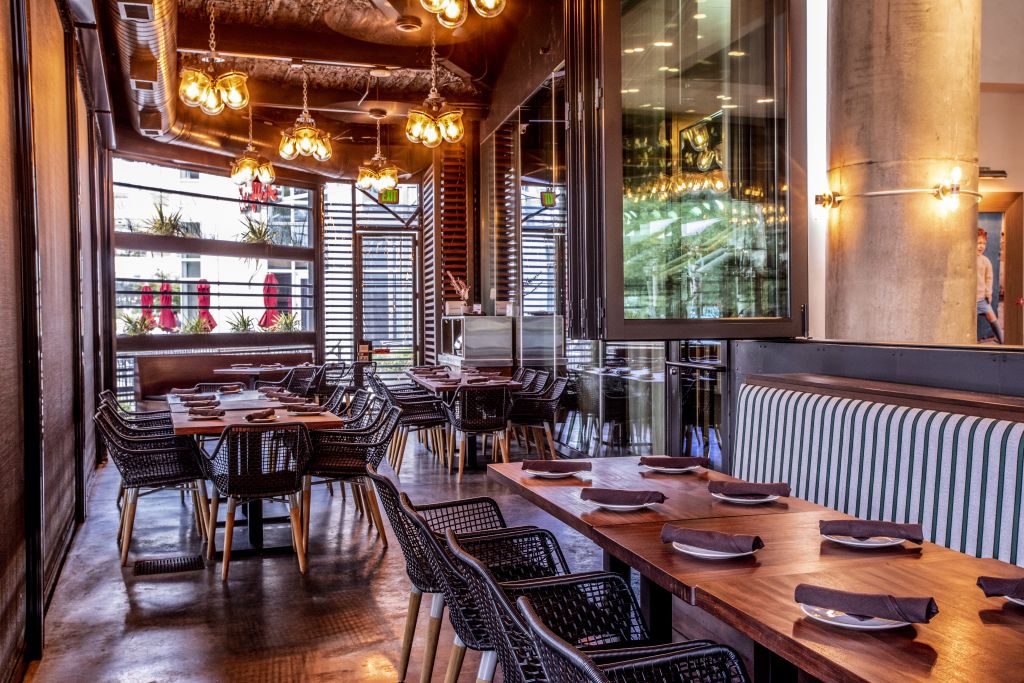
733 383 1024 566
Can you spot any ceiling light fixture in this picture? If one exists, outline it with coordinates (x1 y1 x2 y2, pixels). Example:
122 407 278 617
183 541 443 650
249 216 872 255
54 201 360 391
693 13 707 19
728 50 747 57
653 41 673 47
231 106 276 186
815 167 981 210
420 0 506 27
278 69 332 162
756 98 774 104
357 118 400 193
405 29 464 148
178 0 248 116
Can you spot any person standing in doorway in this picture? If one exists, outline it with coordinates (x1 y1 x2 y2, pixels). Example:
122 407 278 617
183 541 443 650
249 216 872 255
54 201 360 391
977 228 1004 344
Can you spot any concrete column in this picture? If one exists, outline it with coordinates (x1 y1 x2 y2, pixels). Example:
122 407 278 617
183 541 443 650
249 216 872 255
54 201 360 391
826 0 981 344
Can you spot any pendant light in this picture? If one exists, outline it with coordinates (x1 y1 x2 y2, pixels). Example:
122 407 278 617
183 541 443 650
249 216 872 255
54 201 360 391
231 107 276 186
278 69 333 162
356 119 400 193
420 0 507 26
178 0 249 115
405 29 465 148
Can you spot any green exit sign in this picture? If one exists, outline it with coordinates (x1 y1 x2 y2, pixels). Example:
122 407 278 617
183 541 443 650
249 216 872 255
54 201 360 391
379 188 400 204
540 190 557 207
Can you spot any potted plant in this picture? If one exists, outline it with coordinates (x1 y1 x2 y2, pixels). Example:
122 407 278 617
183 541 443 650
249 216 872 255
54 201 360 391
143 200 201 238
444 270 470 314
118 311 155 336
227 311 256 332
269 311 300 332
238 215 276 245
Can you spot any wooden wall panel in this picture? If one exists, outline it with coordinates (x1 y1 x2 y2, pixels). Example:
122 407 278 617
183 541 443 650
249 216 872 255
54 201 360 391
421 166 438 363
491 121 518 306
28 0 76 594
0 1 26 680
437 141 471 300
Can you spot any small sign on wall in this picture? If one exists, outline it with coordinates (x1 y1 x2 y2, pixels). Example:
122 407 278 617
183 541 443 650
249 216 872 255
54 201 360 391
540 190 557 207
379 188 400 204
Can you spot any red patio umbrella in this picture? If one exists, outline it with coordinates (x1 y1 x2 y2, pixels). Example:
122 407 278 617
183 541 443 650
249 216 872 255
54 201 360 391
157 281 179 332
196 278 217 331
258 272 280 329
139 284 155 328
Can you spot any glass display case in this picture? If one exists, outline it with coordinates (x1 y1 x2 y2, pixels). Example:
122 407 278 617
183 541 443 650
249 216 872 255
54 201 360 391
439 316 514 369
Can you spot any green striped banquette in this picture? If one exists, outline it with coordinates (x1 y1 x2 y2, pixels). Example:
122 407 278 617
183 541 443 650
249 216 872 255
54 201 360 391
733 382 1024 566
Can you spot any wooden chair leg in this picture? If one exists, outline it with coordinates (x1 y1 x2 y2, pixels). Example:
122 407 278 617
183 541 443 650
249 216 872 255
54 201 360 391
443 636 467 683
206 493 220 562
419 593 445 683
394 427 410 475
196 479 211 537
288 493 307 574
365 483 389 548
190 486 205 538
221 497 237 581
359 482 374 528
301 475 312 553
544 422 558 460
503 429 511 463
457 433 467 483
351 481 365 514
120 488 138 566
398 587 423 681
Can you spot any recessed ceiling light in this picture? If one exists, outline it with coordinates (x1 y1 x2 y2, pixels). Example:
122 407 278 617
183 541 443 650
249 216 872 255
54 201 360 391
693 13 707 19
658 66 669 71
640 103 652 108
716 95 732 100
628 88 640 93
623 48 634 54
369 67 393 78
722 104 739 109
728 50 747 57
685 108 696 113
668 67 679 73
696 34 703 39
756 98 774 104
653 41 673 47
653 106 665 110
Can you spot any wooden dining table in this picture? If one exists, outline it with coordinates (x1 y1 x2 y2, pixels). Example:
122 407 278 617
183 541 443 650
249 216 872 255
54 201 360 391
488 456 1024 683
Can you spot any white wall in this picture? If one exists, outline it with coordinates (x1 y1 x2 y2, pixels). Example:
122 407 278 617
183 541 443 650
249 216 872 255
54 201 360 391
982 0 1024 85
979 90 1024 193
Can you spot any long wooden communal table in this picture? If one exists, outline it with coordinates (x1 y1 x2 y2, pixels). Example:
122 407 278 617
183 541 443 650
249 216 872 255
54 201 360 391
488 456 1024 683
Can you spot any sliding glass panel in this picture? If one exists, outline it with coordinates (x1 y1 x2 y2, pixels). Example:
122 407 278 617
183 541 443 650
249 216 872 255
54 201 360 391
619 0 788 322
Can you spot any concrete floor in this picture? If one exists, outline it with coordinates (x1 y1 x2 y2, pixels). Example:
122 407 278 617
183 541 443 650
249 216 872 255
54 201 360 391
27 440 601 683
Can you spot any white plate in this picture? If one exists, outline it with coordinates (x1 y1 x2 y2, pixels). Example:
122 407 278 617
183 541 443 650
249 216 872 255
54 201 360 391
644 465 701 474
799 603 909 630
589 502 657 512
523 470 579 479
711 492 779 505
1005 596 1024 608
672 542 758 560
821 534 905 549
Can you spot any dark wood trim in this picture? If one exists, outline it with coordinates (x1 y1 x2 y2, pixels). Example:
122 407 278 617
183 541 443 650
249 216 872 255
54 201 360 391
101 149 117 393
112 146 324 190
744 372 1024 422
114 231 315 262
11 0 46 661
115 331 316 354
312 184 326 362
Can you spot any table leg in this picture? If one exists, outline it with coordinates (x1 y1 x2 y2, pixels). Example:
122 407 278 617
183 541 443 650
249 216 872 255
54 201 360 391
465 433 478 468
639 576 672 642
247 499 264 548
603 551 630 579
754 643 799 683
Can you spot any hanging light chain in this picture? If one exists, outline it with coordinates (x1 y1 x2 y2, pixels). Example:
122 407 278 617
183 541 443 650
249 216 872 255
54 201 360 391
301 69 311 119
207 0 217 56
375 119 383 159
429 26 439 95
246 105 254 151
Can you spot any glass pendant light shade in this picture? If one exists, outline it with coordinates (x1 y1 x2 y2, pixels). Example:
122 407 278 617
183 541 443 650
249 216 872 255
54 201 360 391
256 158 276 184
421 120 443 148
421 0 452 12
696 149 716 172
230 153 260 185
216 72 249 110
279 131 299 160
406 111 428 143
200 86 225 115
438 0 468 28
356 167 377 191
293 123 318 156
470 0 506 18
179 67 212 108
377 166 399 191
708 169 730 194
312 134 333 162
685 123 709 152
438 110 465 143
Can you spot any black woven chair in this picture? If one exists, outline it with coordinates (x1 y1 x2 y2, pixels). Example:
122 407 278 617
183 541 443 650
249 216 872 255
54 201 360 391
516 370 551 397
518 597 748 683
371 374 449 474
94 406 209 566
99 390 171 428
366 465 510 683
511 367 527 383
443 384 513 481
253 365 318 393
446 530 715 683
303 403 401 550
399 491 568 683
510 377 568 460
202 423 312 580
193 382 246 394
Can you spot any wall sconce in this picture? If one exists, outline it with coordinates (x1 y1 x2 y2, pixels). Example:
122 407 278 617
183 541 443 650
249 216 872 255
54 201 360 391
815 167 981 210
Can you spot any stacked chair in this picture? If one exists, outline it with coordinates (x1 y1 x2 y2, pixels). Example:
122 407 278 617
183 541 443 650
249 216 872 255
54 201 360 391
254 364 320 396
442 384 513 482
93 402 209 566
369 373 449 475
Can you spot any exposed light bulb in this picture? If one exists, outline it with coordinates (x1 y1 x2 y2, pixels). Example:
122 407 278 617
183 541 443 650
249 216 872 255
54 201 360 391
279 134 298 161
200 87 224 116
471 0 506 18
438 0 468 28
421 0 452 12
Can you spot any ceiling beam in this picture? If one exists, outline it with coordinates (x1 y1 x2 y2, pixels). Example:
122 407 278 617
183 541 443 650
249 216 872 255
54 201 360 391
178 18 432 70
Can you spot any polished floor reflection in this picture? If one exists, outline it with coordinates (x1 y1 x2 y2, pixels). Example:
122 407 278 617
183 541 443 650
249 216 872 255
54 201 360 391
28 443 600 682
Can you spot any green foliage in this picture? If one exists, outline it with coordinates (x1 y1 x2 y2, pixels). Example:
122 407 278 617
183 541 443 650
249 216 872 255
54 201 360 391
143 201 200 238
227 311 256 332
118 311 154 336
269 311 300 333
238 215 276 245
180 316 214 334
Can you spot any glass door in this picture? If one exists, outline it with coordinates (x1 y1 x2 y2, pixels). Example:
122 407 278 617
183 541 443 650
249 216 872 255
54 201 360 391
566 0 806 340
354 232 419 383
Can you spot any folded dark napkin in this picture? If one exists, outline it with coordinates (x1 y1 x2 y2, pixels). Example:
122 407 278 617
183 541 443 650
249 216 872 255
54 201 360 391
820 519 924 543
640 456 710 469
465 377 489 384
218 384 244 392
188 407 225 417
275 396 305 404
580 488 666 506
169 387 199 395
264 390 294 398
708 481 791 497
661 525 764 553
794 584 938 623
182 399 219 408
287 404 324 413
977 576 1024 599
245 408 276 421
521 460 592 473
